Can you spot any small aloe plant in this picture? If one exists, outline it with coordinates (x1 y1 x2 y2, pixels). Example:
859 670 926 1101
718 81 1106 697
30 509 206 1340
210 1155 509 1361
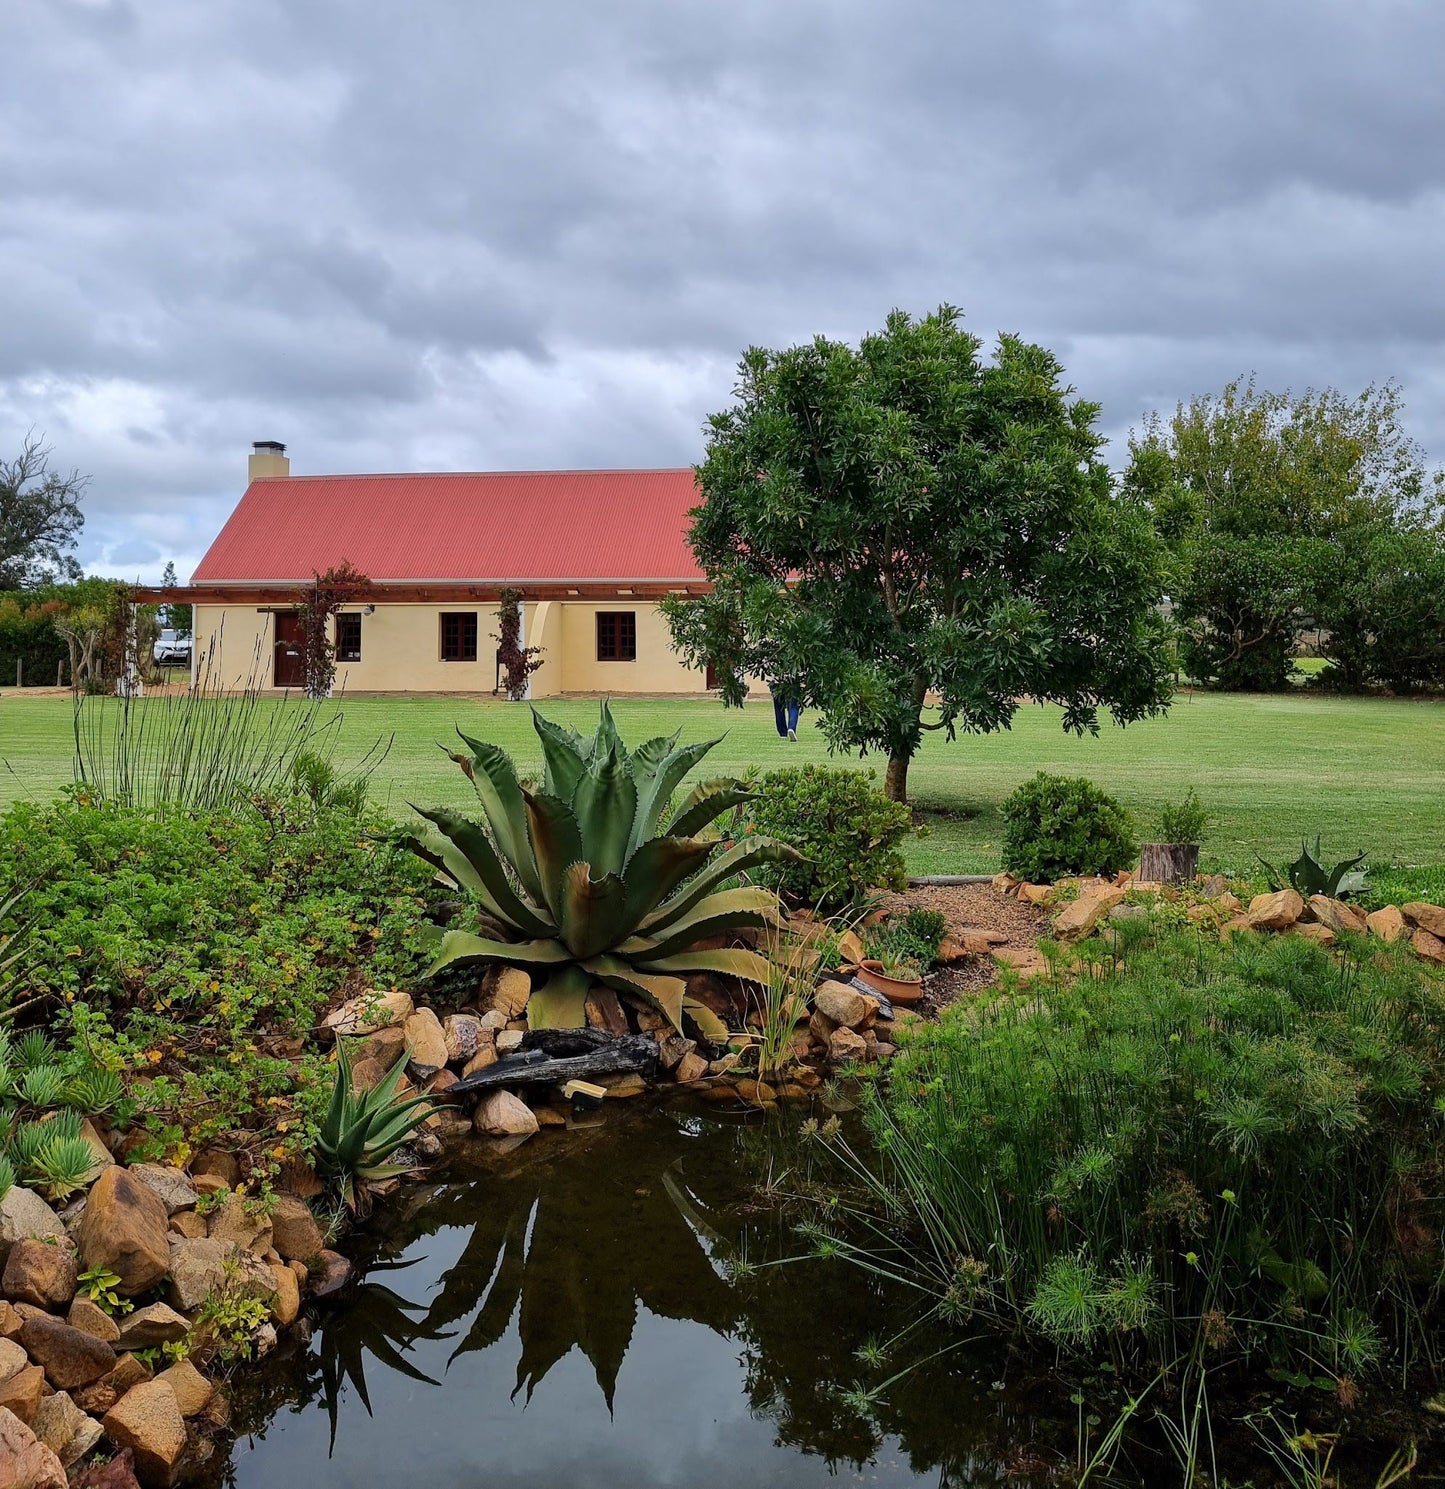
1257 837 1368 901
317 1042 435 1209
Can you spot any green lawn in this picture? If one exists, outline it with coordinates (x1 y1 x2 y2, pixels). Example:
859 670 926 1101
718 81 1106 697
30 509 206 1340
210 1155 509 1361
1 690 1441 875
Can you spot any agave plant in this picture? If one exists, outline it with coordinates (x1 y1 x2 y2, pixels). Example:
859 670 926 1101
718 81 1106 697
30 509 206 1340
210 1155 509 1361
408 703 799 1034
317 1042 435 1209
1258 837 1368 900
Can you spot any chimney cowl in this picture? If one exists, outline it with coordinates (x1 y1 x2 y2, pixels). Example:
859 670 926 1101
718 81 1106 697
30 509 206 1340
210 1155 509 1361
252 440 286 454
248 440 291 480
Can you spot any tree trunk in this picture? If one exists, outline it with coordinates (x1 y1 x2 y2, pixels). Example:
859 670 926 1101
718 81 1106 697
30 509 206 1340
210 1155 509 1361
1138 842 1200 887
884 754 910 804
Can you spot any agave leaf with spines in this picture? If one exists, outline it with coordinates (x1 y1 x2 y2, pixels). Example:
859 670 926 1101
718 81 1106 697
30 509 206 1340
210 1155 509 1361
412 701 799 1035
1257 837 1368 901
318 1043 436 1209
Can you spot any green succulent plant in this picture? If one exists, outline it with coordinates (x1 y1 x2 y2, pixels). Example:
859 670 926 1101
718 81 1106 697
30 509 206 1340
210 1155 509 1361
408 702 799 1033
35 1135 103 1200
1258 837 1368 901
19 1065 69 1109
15 1031 59 1072
317 1042 435 1209
64 1067 125 1115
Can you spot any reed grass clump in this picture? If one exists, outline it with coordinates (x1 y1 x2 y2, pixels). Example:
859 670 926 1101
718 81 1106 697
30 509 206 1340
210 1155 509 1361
836 927 1445 1383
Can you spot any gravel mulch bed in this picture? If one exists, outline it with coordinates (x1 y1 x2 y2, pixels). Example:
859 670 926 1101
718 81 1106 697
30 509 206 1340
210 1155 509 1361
881 883 1051 1012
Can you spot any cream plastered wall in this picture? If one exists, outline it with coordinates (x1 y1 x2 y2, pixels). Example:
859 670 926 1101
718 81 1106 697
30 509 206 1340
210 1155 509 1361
192 604 275 688
193 600 715 694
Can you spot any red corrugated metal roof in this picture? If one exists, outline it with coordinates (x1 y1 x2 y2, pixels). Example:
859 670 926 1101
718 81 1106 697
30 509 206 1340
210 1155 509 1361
191 468 706 584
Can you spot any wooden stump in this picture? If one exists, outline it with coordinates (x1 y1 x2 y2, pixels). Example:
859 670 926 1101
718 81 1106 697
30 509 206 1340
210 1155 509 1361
1139 842 1199 886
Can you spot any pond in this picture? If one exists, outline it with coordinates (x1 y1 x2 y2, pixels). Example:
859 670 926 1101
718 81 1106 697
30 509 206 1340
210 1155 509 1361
207 1104 1075 1488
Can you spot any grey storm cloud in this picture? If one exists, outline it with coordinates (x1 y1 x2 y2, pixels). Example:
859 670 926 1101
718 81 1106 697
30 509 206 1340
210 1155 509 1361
1 0 1443 582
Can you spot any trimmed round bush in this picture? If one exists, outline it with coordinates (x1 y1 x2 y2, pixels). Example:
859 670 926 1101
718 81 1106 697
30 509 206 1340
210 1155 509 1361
1000 772 1136 883
744 765 911 911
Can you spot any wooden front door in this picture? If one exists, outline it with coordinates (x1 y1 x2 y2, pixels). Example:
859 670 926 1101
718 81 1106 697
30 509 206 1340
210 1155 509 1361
274 613 306 689
705 658 718 690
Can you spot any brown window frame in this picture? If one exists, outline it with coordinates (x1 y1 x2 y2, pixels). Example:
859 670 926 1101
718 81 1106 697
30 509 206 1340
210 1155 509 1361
336 612 362 663
596 610 637 662
440 611 479 662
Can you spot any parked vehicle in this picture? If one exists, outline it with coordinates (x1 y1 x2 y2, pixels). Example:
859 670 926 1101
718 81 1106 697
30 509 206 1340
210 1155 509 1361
153 629 192 666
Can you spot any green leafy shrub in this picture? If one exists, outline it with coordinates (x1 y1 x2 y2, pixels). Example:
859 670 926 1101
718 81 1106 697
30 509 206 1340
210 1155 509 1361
743 766 911 911
1000 773 1136 883
0 788 434 1175
843 929 1445 1381
864 908 946 974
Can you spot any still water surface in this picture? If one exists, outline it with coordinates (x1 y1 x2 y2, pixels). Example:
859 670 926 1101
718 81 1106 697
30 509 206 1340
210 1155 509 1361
216 1106 1062 1488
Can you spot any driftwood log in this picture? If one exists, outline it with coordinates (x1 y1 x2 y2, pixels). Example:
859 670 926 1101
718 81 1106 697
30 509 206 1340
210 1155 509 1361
449 1031 660 1095
1139 842 1200 886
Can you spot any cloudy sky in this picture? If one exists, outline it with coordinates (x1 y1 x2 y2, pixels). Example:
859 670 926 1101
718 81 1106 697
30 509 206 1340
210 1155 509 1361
2 0 1442 582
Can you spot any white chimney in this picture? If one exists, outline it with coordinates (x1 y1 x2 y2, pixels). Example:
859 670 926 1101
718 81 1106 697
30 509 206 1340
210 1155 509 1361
248 440 290 480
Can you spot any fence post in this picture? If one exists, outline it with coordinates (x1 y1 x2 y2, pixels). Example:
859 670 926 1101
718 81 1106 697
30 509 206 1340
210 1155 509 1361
14 659 20 689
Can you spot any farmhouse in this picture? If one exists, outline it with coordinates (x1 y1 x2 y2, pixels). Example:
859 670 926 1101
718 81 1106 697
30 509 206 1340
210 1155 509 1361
167 442 722 696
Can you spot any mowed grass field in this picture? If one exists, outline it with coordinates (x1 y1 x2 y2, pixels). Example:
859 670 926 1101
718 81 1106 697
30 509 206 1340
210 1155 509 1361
0 689 1441 875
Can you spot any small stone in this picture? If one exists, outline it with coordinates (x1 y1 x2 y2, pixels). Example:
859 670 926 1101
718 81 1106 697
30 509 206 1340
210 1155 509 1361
102 1380 186 1485
308 1250 351 1299
0 1303 22 1340
66 1298 120 1346
1019 883 1055 905
1053 888 1126 940
0 1404 65 1483
489 967 532 1021
268 1264 300 1327
167 1212 207 1240
442 1014 486 1065
76 1169 170 1298
349 1056 387 1094
206 1195 271 1256
672 1051 708 1083
115 1304 189 1351
477 1009 508 1033
495 1030 524 1055
461 1045 498 1079
425 1069 459 1101
323 989 414 1038
126 1165 199 1216
267 1195 323 1263
0 1338 26 1384
189 1149 241 1187
808 1010 838 1047
599 1073 647 1099
813 981 874 1030
1413 928 1445 965
473 1091 539 1138
99 1355 152 1399
32 1389 103 1468
0 1191 64 1269
71 1448 142 1489
1403 902 1445 939
533 1106 567 1127
189 1175 230 1198
1366 904 1408 943
18 1311 116 1390
154 1361 210 1418
700 1084 740 1104
1245 888 1304 931
1293 923 1337 947
165 1238 231 1313
0 1366 44 1425
2 1236 78 1310
1307 895 1367 934
733 1079 776 1104
403 1008 450 1076
288 1259 308 1289
828 1027 868 1065
657 1033 696 1070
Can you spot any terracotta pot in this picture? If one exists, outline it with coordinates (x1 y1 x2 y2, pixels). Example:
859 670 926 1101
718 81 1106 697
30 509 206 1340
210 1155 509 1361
856 965 925 1005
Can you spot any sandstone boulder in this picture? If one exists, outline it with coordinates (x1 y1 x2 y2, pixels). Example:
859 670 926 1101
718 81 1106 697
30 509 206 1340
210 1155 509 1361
1053 888 1126 941
1413 928 1445 965
403 1008 449 1076
323 989 413 1038
827 1027 867 1065
0 1366 44 1425
0 1338 27 1385
1307 895 1367 934
307 1250 351 1299
154 1362 210 1419
1246 888 1304 931
114 1305 188 1351
126 1165 198 1216
1293 923 1336 947
0 1405 65 1486
495 1030 524 1055
474 1091 538 1138
461 1045 498 1079
268 1264 300 1327
102 1380 186 1486
1019 883 1055 906
813 981 875 1030
2 1237 77 1311
71 1449 142 1489
0 1192 64 1269
1366 904 1407 942
31 1390 103 1469
442 1014 486 1065
66 1298 119 1346
268 1196 323 1263
672 1051 708 1084
165 1238 231 1313
17 1312 115 1390
167 1213 207 1241
1403 902 1445 939
206 1195 271 1256
76 1169 169 1297
489 967 532 1020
